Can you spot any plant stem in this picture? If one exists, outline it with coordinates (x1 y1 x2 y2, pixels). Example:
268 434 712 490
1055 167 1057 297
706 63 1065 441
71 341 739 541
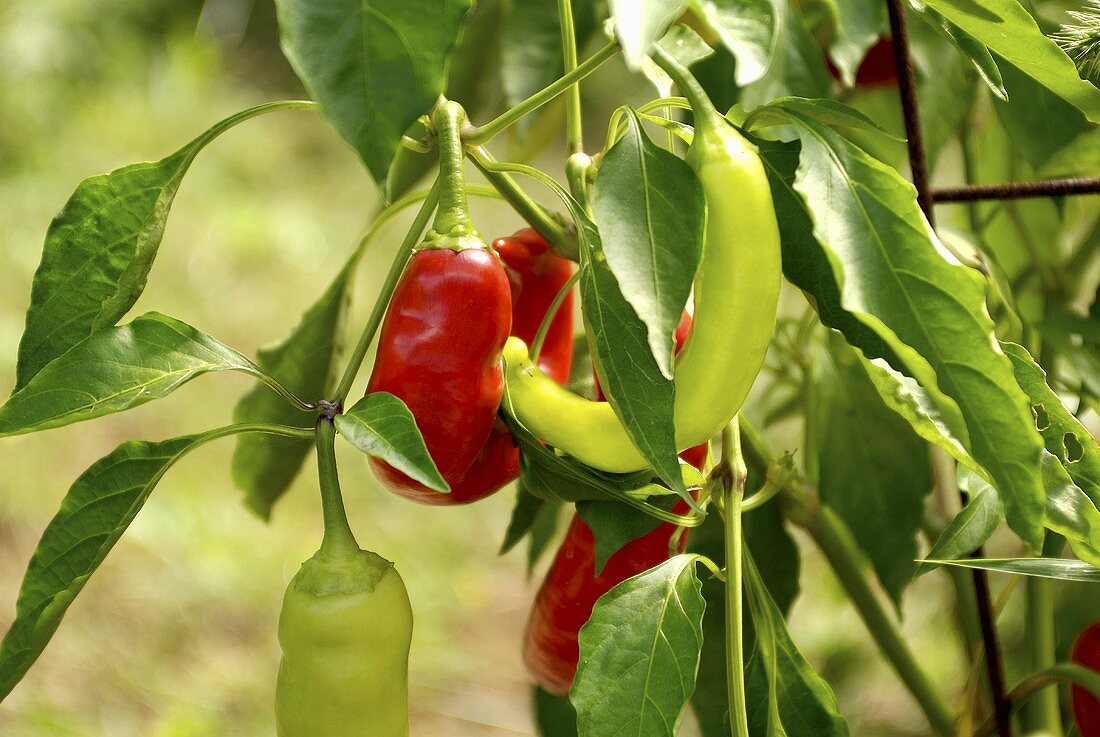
332 180 440 402
721 421 750 737
973 664 1100 737
530 269 581 359
649 46 723 134
1020 534 1065 736
431 101 475 235
466 42 618 145
739 420 957 737
557 0 583 154
315 417 359 557
467 145 578 260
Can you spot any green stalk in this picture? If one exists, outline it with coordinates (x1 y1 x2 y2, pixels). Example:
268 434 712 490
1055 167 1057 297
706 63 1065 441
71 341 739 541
721 421 751 737
467 145 578 260
332 181 440 402
431 101 475 236
530 269 581 359
467 42 618 144
1020 534 1065 736
557 0 583 153
315 418 359 558
973 664 1100 737
649 46 724 135
740 421 957 737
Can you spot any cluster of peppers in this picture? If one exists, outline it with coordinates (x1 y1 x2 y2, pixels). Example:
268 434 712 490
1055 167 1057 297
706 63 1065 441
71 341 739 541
274 58 787 732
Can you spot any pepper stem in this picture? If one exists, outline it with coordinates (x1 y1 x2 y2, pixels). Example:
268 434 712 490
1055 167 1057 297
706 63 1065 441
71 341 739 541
315 417 359 558
431 100 476 238
649 45 724 136
720 419 751 737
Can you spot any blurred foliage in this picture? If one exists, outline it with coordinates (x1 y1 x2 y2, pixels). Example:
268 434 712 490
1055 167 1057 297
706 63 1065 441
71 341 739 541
0 1 1096 736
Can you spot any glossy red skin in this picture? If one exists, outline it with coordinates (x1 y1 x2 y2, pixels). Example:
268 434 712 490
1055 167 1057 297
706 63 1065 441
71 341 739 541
493 228 576 384
367 246 512 504
1072 621 1100 737
828 37 898 88
408 228 577 504
524 311 706 696
523 510 691 696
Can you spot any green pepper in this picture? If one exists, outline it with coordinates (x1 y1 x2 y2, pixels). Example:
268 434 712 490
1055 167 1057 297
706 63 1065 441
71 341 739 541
500 60 781 474
275 421 414 737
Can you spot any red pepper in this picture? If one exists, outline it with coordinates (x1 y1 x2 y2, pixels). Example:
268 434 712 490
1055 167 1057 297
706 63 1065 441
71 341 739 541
828 37 898 88
494 228 576 384
524 313 707 695
366 245 513 504
1072 621 1100 737
367 229 575 505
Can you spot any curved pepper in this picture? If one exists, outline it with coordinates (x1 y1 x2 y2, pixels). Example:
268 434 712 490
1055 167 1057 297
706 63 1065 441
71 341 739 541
501 95 781 474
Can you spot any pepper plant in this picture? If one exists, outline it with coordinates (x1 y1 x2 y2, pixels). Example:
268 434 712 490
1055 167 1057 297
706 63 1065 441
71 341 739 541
1 0 1100 736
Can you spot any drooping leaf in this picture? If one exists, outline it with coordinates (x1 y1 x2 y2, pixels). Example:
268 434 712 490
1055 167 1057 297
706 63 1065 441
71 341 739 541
641 25 716 97
387 0 505 199
275 0 473 187
811 334 933 605
919 0 1100 122
693 0 782 86
593 107 705 378
609 0 690 69
572 554 705 737
527 496 565 574
918 473 1003 576
13 102 305 391
335 392 448 493
913 4 1006 100
1039 451 1100 566
751 102 1047 551
232 266 351 518
579 198 684 494
744 551 849 737
0 427 269 700
0 313 285 438
502 484 548 555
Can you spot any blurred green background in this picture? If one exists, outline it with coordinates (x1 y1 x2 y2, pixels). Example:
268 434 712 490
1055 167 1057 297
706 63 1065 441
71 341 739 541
0 2 1095 735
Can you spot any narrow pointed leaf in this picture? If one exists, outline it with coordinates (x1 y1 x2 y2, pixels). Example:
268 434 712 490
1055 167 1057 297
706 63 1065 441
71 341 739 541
593 107 705 378
0 313 275 437
921 558 1100 583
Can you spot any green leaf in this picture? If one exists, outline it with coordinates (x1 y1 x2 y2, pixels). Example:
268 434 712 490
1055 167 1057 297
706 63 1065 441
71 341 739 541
744 551 850 737
527 496 565 575
829 0 887 87
0 313 278 438
501 0 597 115
580 201 683 495
593 107 705 378
689 497 800 736
610 0 690 69
752 101 1047 551
566 334 597 400
13 102 304 391
1003 342 1100 508
535 686 579 736
335 392 448 493
641 25 716 97
387 0 505 199
811 334 933 605
1039 451 1100 566
232 267 351 518
0 430 222 700
913 4 1006 99
693 0 782 86
740 1 831 110
918 473 1003 576
991 54 1089 168
919 0 1100 122
275 0 473 187
572 554 705 737
920 557 1100 583
502 484 547 555
577 497 674 574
